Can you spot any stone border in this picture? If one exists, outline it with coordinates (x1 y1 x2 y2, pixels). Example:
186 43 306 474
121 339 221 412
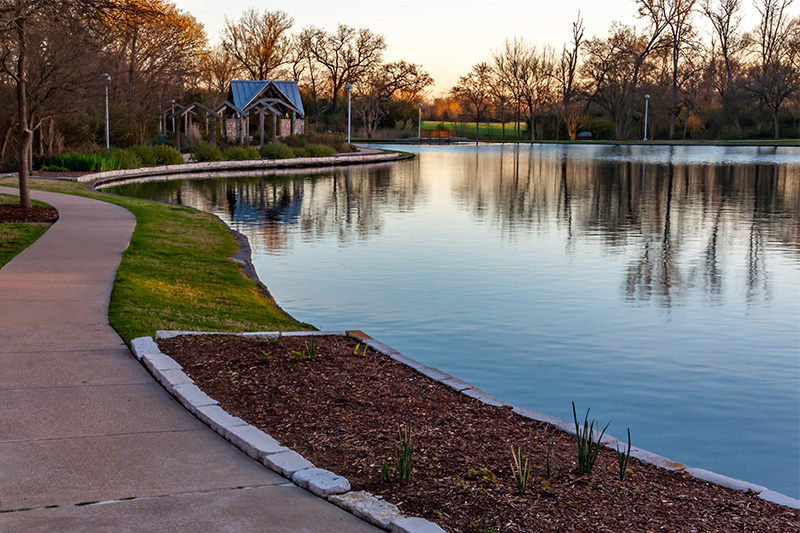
133 330 800 529
79 151 410 188
132 332 446 533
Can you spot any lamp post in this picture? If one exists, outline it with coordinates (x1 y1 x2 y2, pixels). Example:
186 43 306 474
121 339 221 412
170 100 176 134
101 73 110 149
346 83 353 144
643 94 650 141
417 102 422 141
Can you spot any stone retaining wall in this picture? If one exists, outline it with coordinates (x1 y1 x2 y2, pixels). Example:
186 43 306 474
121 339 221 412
81 151 408 188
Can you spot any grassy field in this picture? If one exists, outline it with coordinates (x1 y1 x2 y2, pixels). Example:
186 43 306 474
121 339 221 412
420 121 799 145
0 194 53 269
422 121 527 140
0 178 310 343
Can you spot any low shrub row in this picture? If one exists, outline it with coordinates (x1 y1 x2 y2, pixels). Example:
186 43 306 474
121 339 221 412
39 134 355 171
259 141 336 160
193 134 349 162
41 145 183 172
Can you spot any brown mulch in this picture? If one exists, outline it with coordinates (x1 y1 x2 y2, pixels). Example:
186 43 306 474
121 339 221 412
158 334 799 533
0 204 58 223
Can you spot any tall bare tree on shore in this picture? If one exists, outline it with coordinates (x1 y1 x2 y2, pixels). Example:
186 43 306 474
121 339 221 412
221 9 293 81
352 61 432 138
298 24 386 111
748 0 798 138
492 38 528 138
583 25 654 139
556 12 585 139
519 44 556 141
637 0 696 138
702 0 746 135
451 62 493 138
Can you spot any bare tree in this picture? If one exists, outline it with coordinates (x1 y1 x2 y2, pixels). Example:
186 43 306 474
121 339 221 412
558 13 585 106
492 38 527 138
748 0 798 137
221 9 293 81
200 43 240 102
451 62 493 138
637 0 697 137
382 61 433 101
702 0 746 134
291 32 330 125
298 24 386 111
487 65 513 140
352 70 388 138
583 25 655 139
352 61 433 138
556 12 585 139
519 44 556 141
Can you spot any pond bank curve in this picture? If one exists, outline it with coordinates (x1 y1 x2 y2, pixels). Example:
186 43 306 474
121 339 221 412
82 149 411 189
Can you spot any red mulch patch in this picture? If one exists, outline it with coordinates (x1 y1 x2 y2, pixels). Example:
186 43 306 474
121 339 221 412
0 204 58 223
158 334 799 533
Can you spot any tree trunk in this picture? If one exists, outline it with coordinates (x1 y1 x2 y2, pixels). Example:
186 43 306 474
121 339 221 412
724 60 742 136
773 107 780 139
16 15 32 209
669 45 679 138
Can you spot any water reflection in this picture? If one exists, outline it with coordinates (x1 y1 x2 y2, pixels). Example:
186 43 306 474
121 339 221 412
106 146 800 309
443 144 798 307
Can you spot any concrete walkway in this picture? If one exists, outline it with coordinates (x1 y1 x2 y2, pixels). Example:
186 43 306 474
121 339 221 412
0 189 378 531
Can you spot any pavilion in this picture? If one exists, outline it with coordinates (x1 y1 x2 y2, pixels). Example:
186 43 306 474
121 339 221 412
225 80 305 143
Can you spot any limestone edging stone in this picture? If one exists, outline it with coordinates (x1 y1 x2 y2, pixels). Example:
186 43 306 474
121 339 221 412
262 450 315 478
292 468 352 498
328 491 405 530
226 425 288 460
390 517 449 533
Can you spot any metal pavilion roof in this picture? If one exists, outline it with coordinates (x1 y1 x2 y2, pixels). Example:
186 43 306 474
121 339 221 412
228 80 305 118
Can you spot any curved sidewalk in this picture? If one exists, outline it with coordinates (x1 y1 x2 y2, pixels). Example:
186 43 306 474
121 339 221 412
0 189 378 531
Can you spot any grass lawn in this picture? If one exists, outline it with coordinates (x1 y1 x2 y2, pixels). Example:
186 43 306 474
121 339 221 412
423 121 526 140
421 121 799 145
0 193 53 269
0 178 311 343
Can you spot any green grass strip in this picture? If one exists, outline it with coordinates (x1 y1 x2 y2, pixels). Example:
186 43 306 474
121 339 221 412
0 178 310 343
0 193 53 268
0 222 49 269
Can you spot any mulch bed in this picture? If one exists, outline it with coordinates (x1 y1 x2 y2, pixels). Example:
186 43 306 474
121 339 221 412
158 334 799 532
0 204 58 223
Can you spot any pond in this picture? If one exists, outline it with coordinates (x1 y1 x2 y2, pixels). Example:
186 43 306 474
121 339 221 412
106 143 800 498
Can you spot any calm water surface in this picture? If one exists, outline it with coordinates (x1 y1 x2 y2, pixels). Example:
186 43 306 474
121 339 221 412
109 144 800 497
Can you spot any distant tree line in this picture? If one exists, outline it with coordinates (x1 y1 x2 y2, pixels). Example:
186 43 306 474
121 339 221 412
1 0 798 201
446 0 799 141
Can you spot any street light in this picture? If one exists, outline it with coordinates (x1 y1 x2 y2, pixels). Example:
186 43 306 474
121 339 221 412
346 83 353 144
101 73 110 149
643 94 650 141
417 102 422 141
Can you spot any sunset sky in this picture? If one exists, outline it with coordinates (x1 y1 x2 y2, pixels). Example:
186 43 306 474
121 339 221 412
173 0 771 95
